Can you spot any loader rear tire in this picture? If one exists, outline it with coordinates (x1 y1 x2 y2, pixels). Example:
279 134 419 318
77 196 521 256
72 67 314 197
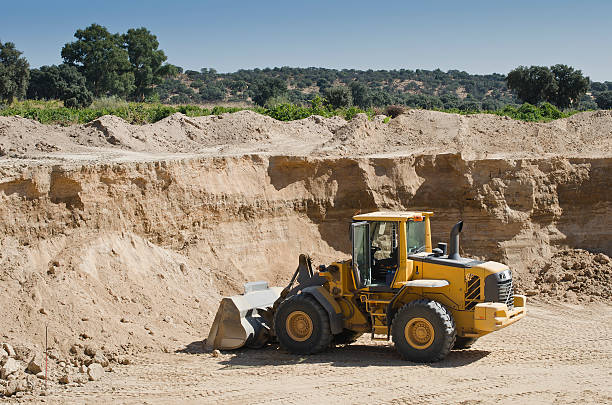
332 330 363 346
453 336 478 349
391 299 456 362
274 294 332 354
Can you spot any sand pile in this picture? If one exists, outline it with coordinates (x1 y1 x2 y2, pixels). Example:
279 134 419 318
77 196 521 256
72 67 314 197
1 109 612 159
523 249 612 303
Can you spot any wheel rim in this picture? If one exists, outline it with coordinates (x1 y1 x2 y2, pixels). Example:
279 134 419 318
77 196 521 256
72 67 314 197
405 317 435 349
285 310 313 342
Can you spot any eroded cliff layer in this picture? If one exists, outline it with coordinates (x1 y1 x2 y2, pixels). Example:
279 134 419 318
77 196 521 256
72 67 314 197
0 152 610 356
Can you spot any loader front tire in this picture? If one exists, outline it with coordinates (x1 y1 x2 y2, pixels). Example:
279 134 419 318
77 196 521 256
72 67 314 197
391 299 456 362
274 294 332 354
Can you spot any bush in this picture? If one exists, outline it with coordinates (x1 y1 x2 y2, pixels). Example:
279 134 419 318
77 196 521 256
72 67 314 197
324 86 351 109
495 102 568 122
594 91 612 109
385 105 405 118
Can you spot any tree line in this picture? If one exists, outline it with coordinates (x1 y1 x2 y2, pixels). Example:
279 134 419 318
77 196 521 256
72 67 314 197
1 24 611 111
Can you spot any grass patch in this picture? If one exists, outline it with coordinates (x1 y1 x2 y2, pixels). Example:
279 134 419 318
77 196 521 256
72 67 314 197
0 99 583 126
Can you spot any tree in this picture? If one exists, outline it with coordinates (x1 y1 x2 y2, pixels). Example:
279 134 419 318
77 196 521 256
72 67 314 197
27 64 93 108
250 77 286 106
61 24 134 97
324 86 351 109
123 27 172 100
549 64 589 108
506 66 556 105
0 41 29 103
199 83 225 102
594 91 612 109
349 81 371 108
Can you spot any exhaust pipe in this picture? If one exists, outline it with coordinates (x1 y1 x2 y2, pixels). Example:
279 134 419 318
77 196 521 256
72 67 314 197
448 221 463 260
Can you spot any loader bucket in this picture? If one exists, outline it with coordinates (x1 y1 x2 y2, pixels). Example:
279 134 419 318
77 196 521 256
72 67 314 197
205 281 283 351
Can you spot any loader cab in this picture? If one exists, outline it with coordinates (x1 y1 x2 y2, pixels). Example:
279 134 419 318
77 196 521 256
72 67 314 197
351 211 433 290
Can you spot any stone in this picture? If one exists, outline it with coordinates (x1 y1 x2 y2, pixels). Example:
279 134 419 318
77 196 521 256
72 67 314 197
79 365 88 373
92 353 109 368
36 372 46 380
561 273 575 282
594 253 610 264
59 374 72 384
4 380 19 396
211 349 220 358
525 289 538 297
545 274 558 284
59 361 66 368
70 344 80 354
118 356 131 365
87 363 104 381
84 345 97 357
0 358 21 379
0 348 8 365
27 353 44 375
2 343 15 357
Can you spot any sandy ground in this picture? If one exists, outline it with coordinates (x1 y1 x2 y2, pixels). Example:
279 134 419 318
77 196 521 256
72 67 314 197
29 302 611 405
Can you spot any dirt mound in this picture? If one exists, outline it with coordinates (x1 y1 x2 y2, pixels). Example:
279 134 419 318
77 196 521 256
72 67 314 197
523 249 612 303
1 109 612 159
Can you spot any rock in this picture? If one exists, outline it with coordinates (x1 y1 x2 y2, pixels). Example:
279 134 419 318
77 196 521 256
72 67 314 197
92 353 109 368
87 363 104 381
59 361 66 368
27 353 44 375
561 273 575 282
84 345 97 357
117 356 131 365
0 348 8 365
525 289 538 297
39 308 47 314
545 274 558 283
594 253 610 264
13 344 35 361
70 344 80 354
2 343 15 357
163 316 173 324
36 372 46 380
59 374 72 384
79 365 88 373
0 358 21 379
211 349 220 358
4 380 19 396
564 290 578 300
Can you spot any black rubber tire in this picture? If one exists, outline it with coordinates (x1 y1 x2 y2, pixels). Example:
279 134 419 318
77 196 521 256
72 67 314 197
391 299 456 362
453 336 478 349
274 294 333 355
332 329 363 346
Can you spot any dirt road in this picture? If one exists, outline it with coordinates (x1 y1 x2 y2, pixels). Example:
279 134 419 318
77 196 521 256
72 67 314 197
37 302 611 404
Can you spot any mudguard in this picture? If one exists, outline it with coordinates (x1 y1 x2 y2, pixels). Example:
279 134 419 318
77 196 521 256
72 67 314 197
300 286 344 334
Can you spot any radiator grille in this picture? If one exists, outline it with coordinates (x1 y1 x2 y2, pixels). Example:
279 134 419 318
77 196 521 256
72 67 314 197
498 278 514 309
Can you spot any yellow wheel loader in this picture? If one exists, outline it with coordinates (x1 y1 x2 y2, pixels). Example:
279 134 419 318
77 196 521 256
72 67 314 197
206 211 526 362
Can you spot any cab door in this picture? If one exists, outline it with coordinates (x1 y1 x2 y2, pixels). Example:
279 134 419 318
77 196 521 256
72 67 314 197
351 221 371 288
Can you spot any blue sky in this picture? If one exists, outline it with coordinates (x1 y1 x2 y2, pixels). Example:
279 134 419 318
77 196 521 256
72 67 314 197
2 0 610 81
